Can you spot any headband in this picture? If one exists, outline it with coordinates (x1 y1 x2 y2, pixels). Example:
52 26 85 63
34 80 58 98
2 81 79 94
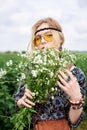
35 27 62 35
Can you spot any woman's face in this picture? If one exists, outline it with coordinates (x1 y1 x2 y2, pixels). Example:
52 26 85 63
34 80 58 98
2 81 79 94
34 23 62 50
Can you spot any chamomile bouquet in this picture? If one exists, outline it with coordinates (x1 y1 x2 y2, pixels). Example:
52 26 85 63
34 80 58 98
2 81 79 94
10 48 76 130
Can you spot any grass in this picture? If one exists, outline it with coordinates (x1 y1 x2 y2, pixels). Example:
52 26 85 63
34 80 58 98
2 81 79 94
74 120 87 130
0 52 21 68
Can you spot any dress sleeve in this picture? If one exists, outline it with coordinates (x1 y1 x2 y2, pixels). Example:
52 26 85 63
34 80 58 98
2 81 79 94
13 81 26 102
67 66 86 128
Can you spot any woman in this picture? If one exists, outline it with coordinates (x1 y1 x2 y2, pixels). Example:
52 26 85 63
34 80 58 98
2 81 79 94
14 17 86 130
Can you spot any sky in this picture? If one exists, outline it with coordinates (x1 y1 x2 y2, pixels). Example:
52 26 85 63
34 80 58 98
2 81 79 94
0 0 87 52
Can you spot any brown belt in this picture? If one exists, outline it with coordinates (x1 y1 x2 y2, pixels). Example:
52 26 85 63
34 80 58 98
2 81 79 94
35 119 70 130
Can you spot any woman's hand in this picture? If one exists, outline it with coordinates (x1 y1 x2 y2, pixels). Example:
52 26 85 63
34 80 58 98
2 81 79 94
57 69 82 101
17 88 35 108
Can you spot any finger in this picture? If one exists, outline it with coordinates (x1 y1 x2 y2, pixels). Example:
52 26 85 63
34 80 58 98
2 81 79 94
22 100 33 108
65 69 74 79
36 100 40 103
57 81 67 91
24 92 33 99
17 98 33 108
65 69 77 81
58 70 68 80
24 98 35 106
25 88 36 98
25 88 33 95
58 75 68 86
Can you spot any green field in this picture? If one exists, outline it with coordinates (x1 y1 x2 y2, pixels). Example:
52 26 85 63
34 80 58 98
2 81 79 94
0 51 87 130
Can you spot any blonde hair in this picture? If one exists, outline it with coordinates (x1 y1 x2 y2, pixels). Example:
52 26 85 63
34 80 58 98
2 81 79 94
29 17 64 50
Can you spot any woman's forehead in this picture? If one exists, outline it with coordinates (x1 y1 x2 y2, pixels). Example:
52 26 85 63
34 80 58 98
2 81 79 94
35 23 61 36
37 23 49 30
35 23 49 35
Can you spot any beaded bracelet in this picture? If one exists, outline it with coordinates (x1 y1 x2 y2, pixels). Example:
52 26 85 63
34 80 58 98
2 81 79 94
69 95 85 110
70 102 83 110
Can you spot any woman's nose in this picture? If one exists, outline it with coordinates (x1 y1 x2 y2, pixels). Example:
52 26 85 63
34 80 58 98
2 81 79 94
41 36 46 44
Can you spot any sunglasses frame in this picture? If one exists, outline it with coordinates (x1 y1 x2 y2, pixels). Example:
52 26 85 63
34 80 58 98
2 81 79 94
33 31 54 46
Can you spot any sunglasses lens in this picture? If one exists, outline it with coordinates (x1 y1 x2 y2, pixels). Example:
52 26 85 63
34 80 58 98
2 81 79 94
44 32 53 42
33 32 53 46
34 35 41 46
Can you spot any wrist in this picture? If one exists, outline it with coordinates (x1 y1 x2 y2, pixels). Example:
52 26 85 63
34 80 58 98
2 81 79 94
69 95 85 110
69 94 82 103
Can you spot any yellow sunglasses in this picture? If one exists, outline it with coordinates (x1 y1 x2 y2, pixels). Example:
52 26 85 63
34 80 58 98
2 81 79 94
33 31 54 47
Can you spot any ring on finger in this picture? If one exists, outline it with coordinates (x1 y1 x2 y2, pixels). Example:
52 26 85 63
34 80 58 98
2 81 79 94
66 76 71 82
